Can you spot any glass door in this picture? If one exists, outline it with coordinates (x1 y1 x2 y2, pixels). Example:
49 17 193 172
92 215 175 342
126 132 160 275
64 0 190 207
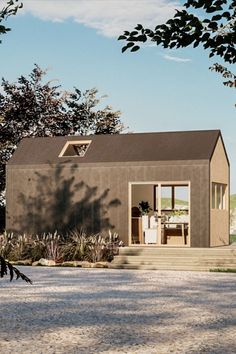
130 182 190 246
154 183 190 246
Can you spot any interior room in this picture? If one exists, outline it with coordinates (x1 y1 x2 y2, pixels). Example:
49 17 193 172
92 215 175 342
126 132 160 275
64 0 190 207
131 182 190 246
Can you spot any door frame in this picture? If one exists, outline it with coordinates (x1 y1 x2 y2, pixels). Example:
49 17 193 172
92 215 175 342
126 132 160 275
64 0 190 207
128 181 191 246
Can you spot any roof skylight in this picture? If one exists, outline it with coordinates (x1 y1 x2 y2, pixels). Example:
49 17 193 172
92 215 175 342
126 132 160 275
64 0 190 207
59 140 91 157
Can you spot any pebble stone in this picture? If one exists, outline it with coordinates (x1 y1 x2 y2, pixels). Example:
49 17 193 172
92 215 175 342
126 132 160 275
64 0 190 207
0 267 235 354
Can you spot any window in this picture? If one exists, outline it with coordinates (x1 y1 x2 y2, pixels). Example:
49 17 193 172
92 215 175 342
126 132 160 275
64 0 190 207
161 186 172 210
59 140 91 157
154 184 189 211
212 183 227 210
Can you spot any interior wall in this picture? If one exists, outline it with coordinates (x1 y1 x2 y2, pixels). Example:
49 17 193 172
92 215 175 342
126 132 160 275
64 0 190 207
210 137 229 246
132 184 154 215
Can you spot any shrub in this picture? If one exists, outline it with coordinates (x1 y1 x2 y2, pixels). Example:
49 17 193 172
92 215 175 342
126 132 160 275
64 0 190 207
62 229 88 261
45 231 63 262
0 229 121 263
86 233 106 263
0 231 14 258
61 229 120 262
31 234 47 261
7 234 33 261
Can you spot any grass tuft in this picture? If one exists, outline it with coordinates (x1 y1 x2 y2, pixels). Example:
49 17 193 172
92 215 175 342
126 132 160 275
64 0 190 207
210 268 236 273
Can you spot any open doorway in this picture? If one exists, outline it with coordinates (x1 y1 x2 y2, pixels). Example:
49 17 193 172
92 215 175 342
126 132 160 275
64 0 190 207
129 182 190 246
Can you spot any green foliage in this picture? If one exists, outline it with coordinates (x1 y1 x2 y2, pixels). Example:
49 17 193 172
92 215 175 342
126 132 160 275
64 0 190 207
230 194 236 209
30 235 47 262
86 233 107 263
119 0 236 103
210 63 236 104
45 231 63 262
138 201 152 215
0 231 14 258
0 229 120 263
210 268 236 272
119 0 236 64
210 63 236 88
62 229 88 261
0 0 23 42
0 231 60 261
0 64 124 208
230 234 236 243
7 234 32 261
61 229 119 262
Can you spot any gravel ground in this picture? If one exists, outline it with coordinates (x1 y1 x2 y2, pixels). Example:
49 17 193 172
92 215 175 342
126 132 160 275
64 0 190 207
0 267 236 354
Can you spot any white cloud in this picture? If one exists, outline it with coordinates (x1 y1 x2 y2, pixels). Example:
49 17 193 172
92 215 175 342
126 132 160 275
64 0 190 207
21 0 181 37
163 54 191 63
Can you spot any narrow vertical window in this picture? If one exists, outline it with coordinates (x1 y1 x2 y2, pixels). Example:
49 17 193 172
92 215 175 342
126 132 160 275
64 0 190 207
222 184 226 210
212 182 227 210
216 184 221 209
212 183 216 209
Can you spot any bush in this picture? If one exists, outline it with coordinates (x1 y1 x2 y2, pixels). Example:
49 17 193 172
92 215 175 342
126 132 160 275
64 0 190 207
62 229 88 261
0 231 14 258
0 229 120 263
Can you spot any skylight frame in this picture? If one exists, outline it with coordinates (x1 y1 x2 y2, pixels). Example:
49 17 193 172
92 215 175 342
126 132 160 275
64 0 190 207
58 140 92 158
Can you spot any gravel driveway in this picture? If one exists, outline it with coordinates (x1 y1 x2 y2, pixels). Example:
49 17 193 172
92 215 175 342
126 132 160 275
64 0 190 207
0 267 236 354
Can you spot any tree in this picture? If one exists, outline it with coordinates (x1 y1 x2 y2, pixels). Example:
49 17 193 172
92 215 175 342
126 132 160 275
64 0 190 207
210 62 236 90
119 0 236 90
0 1 33 283
0 64 124 210
0 0 23 42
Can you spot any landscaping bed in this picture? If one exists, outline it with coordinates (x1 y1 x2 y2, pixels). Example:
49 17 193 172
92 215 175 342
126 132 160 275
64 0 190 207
0 229 121 270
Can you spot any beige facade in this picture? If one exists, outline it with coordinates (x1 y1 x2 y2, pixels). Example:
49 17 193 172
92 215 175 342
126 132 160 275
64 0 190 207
7 159 210 247
210 137 229 246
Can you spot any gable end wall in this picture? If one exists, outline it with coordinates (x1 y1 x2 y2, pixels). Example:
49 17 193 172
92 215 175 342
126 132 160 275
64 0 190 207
210 136 230 246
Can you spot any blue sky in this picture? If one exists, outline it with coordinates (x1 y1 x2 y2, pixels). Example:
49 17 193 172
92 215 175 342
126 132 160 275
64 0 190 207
1 0 236 192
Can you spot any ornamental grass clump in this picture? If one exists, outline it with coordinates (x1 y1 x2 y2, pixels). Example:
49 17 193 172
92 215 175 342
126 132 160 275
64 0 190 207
62 229 88 261
31 234 47 261
7 234 33 261
86 233 106 263
0 231 14 259
61 229 120 262
45 231 63 262
0 229 121 264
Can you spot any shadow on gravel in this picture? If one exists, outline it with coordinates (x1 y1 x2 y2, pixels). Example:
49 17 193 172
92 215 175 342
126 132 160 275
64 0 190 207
0 268 236 353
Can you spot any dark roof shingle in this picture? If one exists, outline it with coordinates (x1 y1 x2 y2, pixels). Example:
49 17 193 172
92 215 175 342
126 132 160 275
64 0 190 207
8 130 221 165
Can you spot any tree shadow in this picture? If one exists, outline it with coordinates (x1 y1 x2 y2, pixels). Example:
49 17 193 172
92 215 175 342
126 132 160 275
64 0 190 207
13 163 121 235
0 268 236 353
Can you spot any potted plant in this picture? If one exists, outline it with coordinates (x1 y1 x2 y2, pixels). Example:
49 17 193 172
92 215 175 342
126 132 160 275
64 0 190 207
139 201 152 231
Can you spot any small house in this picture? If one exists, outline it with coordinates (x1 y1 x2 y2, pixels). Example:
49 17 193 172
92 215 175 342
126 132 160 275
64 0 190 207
6 130 230 247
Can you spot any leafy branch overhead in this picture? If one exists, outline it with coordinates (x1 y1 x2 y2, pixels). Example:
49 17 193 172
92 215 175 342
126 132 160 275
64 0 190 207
0 64 124 208
0 0 23 42
210 62 236 86
119 0 236 64
0 255 32 283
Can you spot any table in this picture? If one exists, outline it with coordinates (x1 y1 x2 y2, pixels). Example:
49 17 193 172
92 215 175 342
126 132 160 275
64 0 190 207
163 222 189 245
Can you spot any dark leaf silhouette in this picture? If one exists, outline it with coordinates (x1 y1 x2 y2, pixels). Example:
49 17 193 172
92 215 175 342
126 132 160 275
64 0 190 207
0 255 32 283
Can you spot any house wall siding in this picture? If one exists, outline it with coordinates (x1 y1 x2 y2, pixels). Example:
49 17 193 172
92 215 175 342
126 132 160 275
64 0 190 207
210 137 229 246
6 160 210 247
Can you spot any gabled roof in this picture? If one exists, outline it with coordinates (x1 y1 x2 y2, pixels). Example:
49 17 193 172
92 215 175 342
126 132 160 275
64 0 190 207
8 130 222 165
